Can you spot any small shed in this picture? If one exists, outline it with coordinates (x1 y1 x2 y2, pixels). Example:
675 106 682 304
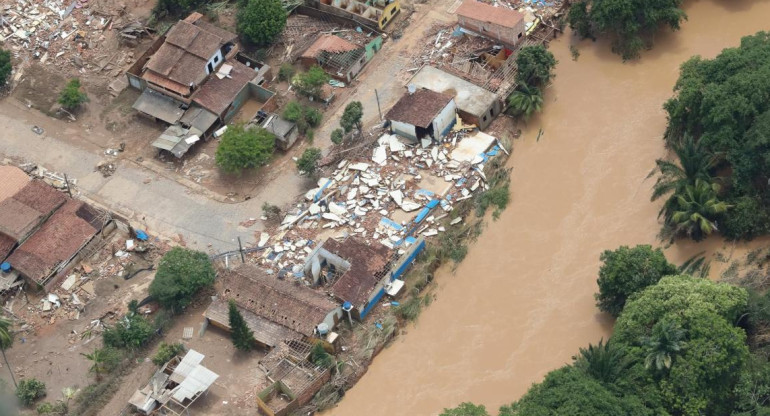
261 114 299 151
385 88 456 142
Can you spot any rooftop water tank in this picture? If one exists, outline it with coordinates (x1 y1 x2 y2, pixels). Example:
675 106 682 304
342 301 353 311
317 323 330 335
0 262 10 273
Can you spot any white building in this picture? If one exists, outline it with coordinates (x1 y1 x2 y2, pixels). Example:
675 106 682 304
386 88 457 142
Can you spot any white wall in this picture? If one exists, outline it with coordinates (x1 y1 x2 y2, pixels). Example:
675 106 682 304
205 49 224 75
320 307 343 331
391 120 417 140
432 99 457 139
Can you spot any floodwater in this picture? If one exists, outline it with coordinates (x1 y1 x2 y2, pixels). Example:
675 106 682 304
327 0 770 415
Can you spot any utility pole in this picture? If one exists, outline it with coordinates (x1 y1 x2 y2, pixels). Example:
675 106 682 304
63 173 73 198
375 89 382 120
237 237 245 263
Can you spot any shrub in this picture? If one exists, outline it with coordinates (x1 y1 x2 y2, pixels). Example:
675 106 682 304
476 184 510 219
296 147 322 175
237 0 286 45
310 343 334 368
0 49 11 87
149 247 216 313
278 63 295 82
152 342 186 366
305 107 322 127
395 296 424 321
57 78 88 111
340 101 363 134
17 378 46 406
292 66 329 99
262 202 282 220
152 0 206 19
720 196 770 241
103 313 155 350
283 101 323 135
331 128 344 145
215 124 275 174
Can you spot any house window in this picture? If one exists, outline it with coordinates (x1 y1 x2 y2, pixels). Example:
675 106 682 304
518 32 523 39
482 115 488 122
214 55 219 63
490 108 495 116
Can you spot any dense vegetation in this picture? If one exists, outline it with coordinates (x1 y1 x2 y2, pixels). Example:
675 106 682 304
215 124 276 174
653 32 770 241
283 101 323 135
236 0 286 45
567 0 687 60
444 242 770 415
148 247 216 313
507 45 556 121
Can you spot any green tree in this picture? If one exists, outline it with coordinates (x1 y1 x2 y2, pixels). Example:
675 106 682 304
296 147 322 176
81 348 121 381
507 83 543 121
571 0 686 60
152 342 186 366
57 78 88 111
283 101 322 135
499 366 651 416
152 0 206 19
0 317 16 388
0 50 11 88
292 66 329 99
651 135 717 223
340 101 363 136
439 402 490 416
331 128 344 145
102 312 155 350
573 339 629 383
670 179 730 241
641 319 686 371
278 63 295 82
16 378 46 407
228 300 255 351
149 247 216 313
733 354 770 415
594 245 678 317
215 124 275 174
721 196 770 241
236 0 286 45
515 45 557 87
310 343 334 368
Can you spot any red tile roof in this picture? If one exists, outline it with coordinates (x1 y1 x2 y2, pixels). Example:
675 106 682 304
13 180 67 215
386 88 454 128
326 237 391 306
193 60 257 117
0 180 66 241
456 0 525 28
219 264 339 337
0 166 30 203
8 200 99 284
301 34 361 59
0 233 15 261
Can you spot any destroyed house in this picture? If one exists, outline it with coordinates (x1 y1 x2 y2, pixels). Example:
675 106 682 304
386 88 456 142
304 237 392 320
456 0 526 48
410 65 502 130
205 264 342 348
129 349 218 415
299 34 381 83
310 0 400 30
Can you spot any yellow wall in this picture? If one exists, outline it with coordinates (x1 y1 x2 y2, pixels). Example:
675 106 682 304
378 0 400 29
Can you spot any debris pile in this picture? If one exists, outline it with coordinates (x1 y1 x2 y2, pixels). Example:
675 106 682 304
248 126 507 277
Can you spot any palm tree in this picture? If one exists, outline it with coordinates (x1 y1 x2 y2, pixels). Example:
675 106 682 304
0 317 16 388
651 134 717 221
573 338 628 383
507 83 543 121
670 179 730 241
81 349 109 381
641 319 686 371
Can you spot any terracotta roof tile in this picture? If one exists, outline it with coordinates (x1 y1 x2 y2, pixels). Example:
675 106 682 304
385 89 454 128
301 34 361 59
0 166 30 203
456 0 524 29
326 237 391 306
0 233 15 261
193 60 257 117
13 180 67 215
218 264 338 337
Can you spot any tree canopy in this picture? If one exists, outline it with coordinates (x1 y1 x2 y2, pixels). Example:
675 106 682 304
0 50 11 88
340 101 364 135
215 124 275 174
567 0 687 60
440 402 490 416
237 0 286 45
658 32 770 240
595 245 678 317
229 300 255 351
296 147 322 176
292 66 330 99
149 247 216 313
515 45 557 87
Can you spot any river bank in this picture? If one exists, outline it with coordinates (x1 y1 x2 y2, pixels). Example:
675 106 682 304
326 0 770 415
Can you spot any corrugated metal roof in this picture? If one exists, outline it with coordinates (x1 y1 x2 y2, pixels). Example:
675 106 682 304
172 365 219 402
171 350 205 382
132 88 185 124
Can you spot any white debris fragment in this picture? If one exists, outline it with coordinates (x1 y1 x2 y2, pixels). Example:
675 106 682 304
450 217 463 225
258 233 270 248
372 146 387 165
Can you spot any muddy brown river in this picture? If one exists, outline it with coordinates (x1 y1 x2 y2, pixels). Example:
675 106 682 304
327 1 770 415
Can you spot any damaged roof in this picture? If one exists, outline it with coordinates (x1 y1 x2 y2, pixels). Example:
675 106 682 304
0 166 30 203
301 34 361 59
0 180 67 241
193 60 257 117
8 200 100 284
456 0 525 28
386 88 454 128
326 237 391 306
218 264 338 337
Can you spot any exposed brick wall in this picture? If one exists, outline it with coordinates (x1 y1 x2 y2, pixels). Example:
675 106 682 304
458 16 526 47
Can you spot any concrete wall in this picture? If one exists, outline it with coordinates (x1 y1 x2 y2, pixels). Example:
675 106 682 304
432 99 457 139
205 49 224 75
377 1 400 29
390 120 417 140
365 36 383 61
320 307 343 331
457 15 526 47
125 35 166 90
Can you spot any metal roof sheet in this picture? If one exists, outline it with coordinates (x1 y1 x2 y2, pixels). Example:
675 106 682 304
132 88 185 124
